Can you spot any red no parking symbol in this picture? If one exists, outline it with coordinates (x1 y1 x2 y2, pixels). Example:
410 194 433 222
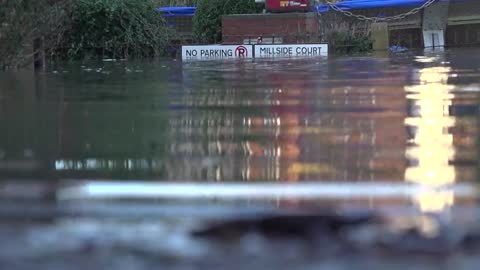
235 46 248 57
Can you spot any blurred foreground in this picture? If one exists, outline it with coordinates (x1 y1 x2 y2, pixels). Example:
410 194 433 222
1 180 480 270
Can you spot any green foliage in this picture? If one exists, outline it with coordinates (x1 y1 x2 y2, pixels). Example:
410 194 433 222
0 0 70 70
193 0 257 44
328 31 373 54
59 0 171 59
0 0 174 68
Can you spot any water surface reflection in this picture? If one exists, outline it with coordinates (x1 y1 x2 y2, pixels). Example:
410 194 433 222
405 65 456 214
0 50 479 191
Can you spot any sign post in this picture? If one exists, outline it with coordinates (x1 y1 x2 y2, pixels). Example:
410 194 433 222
182 45 254 60
255 44 328 58
181 44 328 60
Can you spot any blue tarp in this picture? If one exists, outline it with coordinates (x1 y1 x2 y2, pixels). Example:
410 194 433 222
312 0 455 12
157 1 461 17
157 7 196 17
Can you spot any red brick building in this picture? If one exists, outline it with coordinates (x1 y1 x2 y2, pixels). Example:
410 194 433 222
222 13 319 44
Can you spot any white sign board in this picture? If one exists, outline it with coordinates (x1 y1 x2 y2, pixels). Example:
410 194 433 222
255 44 328 58
182 45 253 60
422 30 444 48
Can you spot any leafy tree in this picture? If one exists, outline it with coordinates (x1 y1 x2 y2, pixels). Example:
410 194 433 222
0 0 70 70
59 0 171 59
0 0 174 67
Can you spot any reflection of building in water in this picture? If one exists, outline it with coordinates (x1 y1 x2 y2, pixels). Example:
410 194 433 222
405 66 457 213
38 59 411 182
242 64 408 182
40 60 414 183
166 61 409 182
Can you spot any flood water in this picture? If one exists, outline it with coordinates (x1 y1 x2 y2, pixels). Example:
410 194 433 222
1 49 480 269
1 48 480 209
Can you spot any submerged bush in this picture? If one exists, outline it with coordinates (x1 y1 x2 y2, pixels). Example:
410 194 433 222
328 31 373 54
58 0 171 59
193 0 257 44
0 0 70 70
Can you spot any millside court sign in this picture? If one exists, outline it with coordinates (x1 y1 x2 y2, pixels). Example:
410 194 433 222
182 45 253 60
181 44 328 60
255 44 328 58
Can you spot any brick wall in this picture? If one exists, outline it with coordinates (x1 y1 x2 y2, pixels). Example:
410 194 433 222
222 13 319 44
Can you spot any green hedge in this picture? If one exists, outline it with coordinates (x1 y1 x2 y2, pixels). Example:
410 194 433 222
0 0 69 69
329 31 373 54
59 0 171 59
